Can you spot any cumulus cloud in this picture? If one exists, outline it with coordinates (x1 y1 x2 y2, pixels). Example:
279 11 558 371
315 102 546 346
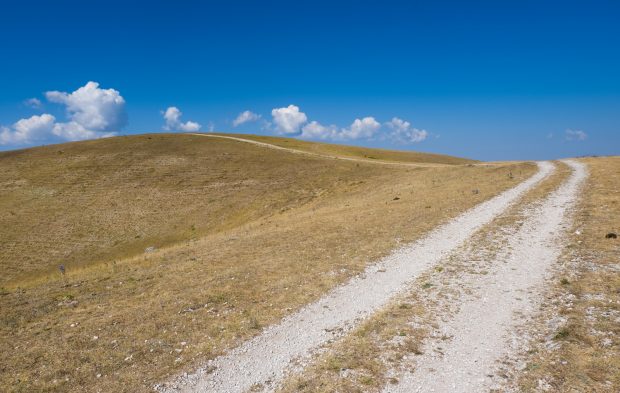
162 106 201 132
24 98 42 109
300 121 338 140
231 106 430 145
1 81 126 146
52 122 117 141
340 117 381 139
46 81 127 132
300 117 382 141
271 105 308 134
232 110 261 127
565 129 587 141
0 114 55 145
386 117 428 143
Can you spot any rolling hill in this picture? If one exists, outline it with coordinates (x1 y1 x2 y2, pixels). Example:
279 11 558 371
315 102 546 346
0 133 535 392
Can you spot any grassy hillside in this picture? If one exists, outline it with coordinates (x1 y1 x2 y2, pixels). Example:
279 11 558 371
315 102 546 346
0 133 535 392
0 133 475 286
212 133 477 165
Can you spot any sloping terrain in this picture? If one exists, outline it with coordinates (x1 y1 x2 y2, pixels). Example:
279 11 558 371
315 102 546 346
213 134 477 165
0 133 476 286
274 158 618 393
161 162 553 392
0 134 534 392
511 157 619 391
276 160 573 393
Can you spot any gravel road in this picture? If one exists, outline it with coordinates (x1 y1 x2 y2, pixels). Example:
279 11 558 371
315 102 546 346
158 162 553 393
383 160 587 393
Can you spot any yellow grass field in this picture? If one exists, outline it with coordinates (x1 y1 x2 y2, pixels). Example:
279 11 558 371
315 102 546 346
0 133 535 392
215 134 476 165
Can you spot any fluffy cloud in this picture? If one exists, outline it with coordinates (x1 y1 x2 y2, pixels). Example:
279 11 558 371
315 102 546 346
52 122 117 141
1 81 126 146
386 117 428 143
300 117 382 141
565 129 587 141
300 121 338 140
340 117 381 139
232 105 429 143
269 105 387 141
271 105 308 134
162 107 201 132
46 81 127 132
0 114 55 145
232 110 261 127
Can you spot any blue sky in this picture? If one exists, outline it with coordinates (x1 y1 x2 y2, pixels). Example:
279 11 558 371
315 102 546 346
0 0 618 160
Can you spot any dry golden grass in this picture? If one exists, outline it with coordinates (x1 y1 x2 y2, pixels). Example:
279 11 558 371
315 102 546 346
516 157 620 392
277 162 572 393
0 134 534 392
216 133 477 165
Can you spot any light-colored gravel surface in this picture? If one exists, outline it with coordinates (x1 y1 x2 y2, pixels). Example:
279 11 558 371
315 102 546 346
383 160 587 393
158 162 553 393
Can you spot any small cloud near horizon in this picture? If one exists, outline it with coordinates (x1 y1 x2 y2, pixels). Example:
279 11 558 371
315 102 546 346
386 117 428 143
271 105 308 134
271 104 426 144
232 110 261 127
300 117 381 141
565 129 588 141
162 106 201 132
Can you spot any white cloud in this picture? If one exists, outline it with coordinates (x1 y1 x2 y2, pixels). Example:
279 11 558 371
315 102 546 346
300 117 381 141
46 81 127 132
232 110 261 127
300 121 338 140
340 117 381 139
299 116 427 143
51 121 116 141
386 117 428 143
1 81 126 147
162 106 201 132
271 105 307 134
0 127 9 144
565 129 587 141
0 114 55 145
24 98 42 109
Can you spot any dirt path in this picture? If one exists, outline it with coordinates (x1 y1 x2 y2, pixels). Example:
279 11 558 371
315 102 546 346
158 162 553 393
190 133 457 167
383 160 587 393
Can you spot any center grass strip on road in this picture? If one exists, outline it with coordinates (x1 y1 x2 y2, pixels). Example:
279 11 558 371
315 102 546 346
158 162 554 393
384 161 587 393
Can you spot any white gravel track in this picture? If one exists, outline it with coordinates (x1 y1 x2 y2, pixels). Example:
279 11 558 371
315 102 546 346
158 162 553 393
383 160 587 393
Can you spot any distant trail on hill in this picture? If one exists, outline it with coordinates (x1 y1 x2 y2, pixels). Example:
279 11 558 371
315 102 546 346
158 162 554 393
190 133 455 167
383 160 587 393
